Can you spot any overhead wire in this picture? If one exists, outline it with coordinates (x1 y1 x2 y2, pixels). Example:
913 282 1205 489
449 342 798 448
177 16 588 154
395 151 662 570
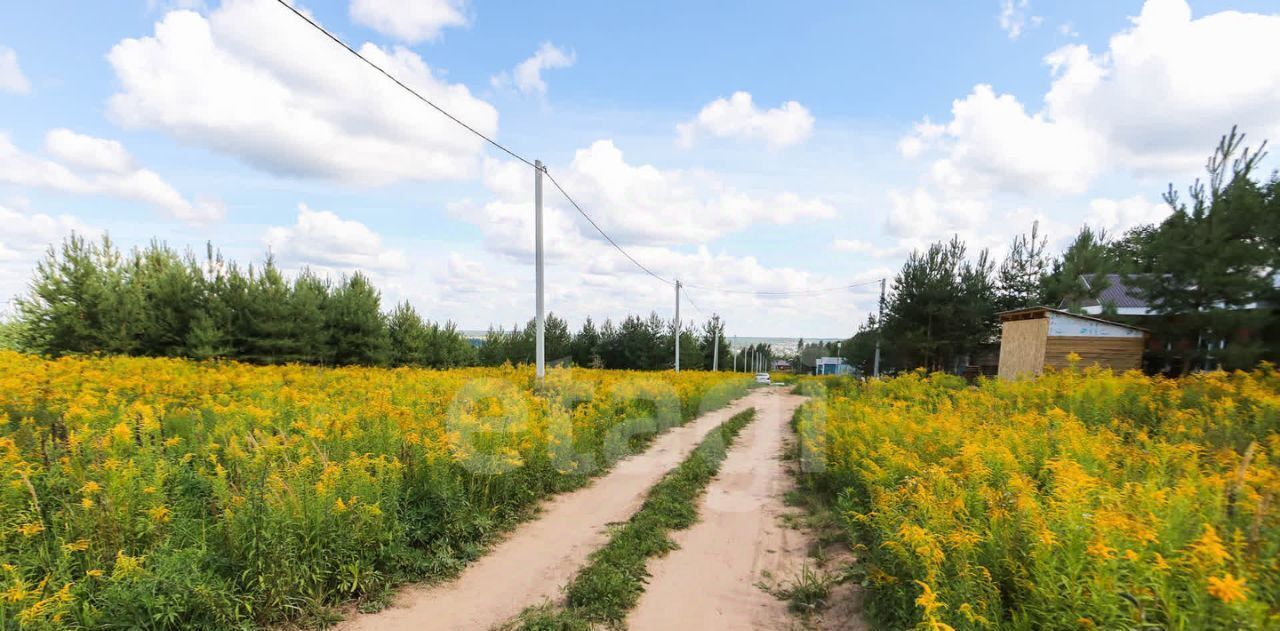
543 170 675 287
272 0 535 169
273 0 884 302
679 284 706 317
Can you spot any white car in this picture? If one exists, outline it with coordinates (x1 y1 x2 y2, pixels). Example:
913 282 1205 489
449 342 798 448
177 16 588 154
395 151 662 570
755 372 771 384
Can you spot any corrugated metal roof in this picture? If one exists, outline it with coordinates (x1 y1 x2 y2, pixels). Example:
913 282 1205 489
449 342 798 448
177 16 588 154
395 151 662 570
1080 273 1150 309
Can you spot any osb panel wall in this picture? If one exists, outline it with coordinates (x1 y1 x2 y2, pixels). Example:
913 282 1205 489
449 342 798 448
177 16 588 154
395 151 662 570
1043 336 1145 372
998 318 1048 380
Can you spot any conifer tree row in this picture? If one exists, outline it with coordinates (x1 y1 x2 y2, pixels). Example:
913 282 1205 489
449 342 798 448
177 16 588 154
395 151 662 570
14 237 475 368
9 236 736 371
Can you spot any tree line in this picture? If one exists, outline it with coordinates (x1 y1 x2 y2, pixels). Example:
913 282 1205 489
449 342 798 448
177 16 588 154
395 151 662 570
475 312 731 371
841 128 1280 375
8 236 476 368
4 236 738 371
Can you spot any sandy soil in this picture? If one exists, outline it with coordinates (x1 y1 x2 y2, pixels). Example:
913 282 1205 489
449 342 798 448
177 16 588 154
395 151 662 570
627 388 866 631
334 389 769 631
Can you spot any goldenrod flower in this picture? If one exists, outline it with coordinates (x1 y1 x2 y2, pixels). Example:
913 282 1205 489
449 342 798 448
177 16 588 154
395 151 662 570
1207 573 1248 604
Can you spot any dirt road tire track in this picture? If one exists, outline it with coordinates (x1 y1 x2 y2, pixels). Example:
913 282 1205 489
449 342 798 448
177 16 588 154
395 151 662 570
626 388 856 630
334 389 770 631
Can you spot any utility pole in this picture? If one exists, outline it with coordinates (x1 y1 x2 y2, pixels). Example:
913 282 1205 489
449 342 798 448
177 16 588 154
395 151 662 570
873 277 885 378
674 280 681 372
712 317 720 371
534 160 545 382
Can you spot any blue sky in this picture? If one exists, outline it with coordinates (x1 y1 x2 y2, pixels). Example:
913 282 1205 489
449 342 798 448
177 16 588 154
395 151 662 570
2 0 1279 338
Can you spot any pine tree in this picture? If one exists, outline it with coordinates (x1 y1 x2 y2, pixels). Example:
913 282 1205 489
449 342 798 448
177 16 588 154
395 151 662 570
996 221 1048 311
1135 127 1273 372
289 270 330 364
240 258 296 364
387 301 429 366
327 272 389 366
570 317 600 367
1041 226 1118 312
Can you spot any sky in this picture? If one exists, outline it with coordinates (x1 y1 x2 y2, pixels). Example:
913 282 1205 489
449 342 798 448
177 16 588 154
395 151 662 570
2 0 1280 339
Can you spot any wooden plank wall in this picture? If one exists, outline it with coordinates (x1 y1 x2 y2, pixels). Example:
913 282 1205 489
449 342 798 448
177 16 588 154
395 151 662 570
1043 336 1145 371
998 318 1047 379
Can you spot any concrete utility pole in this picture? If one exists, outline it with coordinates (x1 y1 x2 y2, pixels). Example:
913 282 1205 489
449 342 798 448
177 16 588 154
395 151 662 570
535 160 545 382
873 277 885 378
674 280 681 372
712 318 720 371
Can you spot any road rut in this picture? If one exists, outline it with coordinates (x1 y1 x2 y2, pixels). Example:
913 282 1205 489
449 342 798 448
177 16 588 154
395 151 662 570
334 389 769 631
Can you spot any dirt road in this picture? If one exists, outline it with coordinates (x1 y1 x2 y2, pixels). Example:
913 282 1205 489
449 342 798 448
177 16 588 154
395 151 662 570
335 389 770 631
627 388 857 630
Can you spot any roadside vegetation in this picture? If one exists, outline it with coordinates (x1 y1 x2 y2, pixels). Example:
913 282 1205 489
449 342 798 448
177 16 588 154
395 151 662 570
0 351 751 629
794 366 1280 629
507 408 757 630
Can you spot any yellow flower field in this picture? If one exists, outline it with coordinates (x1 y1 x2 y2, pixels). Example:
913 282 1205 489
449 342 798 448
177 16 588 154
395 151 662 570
0 351 751 629
796 365 1280 630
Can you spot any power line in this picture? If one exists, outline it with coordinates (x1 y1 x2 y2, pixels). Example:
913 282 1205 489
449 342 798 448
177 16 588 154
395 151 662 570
274 0 883 302
680 285 706 316
544 168 883 297
543 170 676 287
272 0 535 169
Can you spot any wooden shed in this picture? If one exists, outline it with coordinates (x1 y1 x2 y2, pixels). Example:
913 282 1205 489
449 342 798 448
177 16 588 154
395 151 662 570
997 306 1147 379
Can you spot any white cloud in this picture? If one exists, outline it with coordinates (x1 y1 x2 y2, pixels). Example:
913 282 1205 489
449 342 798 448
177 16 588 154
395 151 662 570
832 239 911 259
265 203 409 273
428 140 877 334
1087 195 1170 235
349 0 468 44
0 131 224 223
0 204 94 262
459 140 835 256
889 0 1280 253
0 46 30 94
0 204 97 307
107 0 498 186
490 42 575 96
44 129 136 174
908 0 1280 199
896 117 944 158
1044 0 1280 175
677 91 814 149
999 0 1041 39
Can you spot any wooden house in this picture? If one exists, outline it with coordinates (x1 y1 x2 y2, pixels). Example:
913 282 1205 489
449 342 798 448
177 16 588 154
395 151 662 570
997 306 1147 379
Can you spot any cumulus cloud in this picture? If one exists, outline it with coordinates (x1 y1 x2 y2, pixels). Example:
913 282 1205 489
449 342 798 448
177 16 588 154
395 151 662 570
1087 195 1171 235
0 46 30 94
490 42 575 96
0 204 94 262
428 138 877 333
677 92 814 149
264 203 409 273
458 140 835 256
107 0 498 185
0 204 97 307
889 0 1280 248
0 131 223 223
349 0 468 43
904 0 1280 195
44 129 137 174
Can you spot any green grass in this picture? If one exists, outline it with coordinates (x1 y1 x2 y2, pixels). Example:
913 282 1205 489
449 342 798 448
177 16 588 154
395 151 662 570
504 408 757 630
756 563 838 615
